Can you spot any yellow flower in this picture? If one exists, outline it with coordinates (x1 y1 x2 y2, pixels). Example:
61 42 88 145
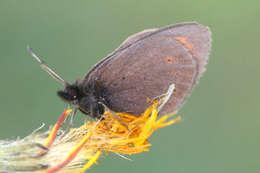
45 101 181 172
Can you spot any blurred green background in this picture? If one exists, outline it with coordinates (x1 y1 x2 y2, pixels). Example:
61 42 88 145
0 0 259 172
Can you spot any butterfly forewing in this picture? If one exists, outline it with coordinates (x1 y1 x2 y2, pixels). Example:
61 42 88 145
84 22 211 116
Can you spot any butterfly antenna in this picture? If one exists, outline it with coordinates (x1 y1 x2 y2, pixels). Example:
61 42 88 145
26 45 69 86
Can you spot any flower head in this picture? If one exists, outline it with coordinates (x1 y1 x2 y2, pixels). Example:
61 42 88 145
0 84 181 173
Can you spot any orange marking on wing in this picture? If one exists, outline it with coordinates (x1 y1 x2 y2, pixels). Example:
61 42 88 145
175 36 194 53
173 71 179 78
165 56 174 64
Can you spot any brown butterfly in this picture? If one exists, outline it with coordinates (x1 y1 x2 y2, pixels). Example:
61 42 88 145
27 22 211 119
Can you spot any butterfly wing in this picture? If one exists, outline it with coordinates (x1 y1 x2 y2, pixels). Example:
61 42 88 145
84 22 211 116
